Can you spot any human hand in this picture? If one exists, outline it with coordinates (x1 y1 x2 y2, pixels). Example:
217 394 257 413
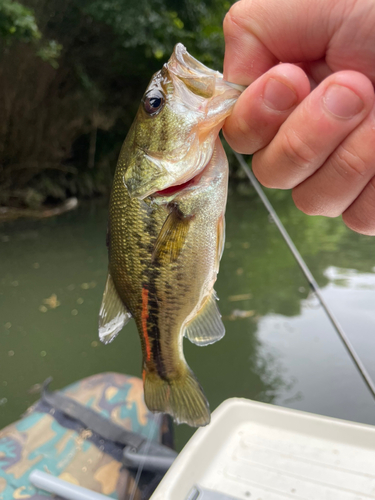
223 0 375 235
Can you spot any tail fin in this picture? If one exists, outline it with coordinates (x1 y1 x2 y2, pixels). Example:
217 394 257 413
143 366 210 427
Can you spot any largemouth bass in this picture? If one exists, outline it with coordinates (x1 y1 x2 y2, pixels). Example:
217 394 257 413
98 44 241 427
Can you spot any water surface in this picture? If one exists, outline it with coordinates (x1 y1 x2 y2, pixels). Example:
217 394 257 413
1 187 375 449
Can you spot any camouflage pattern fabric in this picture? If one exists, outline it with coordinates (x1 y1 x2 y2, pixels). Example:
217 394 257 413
0 372 171 500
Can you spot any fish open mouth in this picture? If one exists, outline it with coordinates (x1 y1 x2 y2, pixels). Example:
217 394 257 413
152 140 215 198
153 176 198 197
153 160 208 198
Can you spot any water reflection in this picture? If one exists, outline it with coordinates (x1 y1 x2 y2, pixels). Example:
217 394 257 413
1 188 375 450
325 266 375 290
222 189 375 427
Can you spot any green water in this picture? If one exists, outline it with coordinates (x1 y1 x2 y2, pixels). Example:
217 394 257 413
1 187 375 450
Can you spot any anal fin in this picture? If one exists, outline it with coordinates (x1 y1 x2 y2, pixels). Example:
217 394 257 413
184 290 225 346
99 273 132 344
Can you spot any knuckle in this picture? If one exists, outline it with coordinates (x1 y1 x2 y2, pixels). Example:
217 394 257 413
223 116 258 155
329 145 371 182
223 7 239 37
281 131 318 171
342 211 375 235
293 187 344 218
343 178 375 235
326 206 345 218
292 189 322 216
223 1 249 39
252 155 277 188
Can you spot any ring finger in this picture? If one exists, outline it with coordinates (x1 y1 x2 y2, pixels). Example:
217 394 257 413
292 103 375 217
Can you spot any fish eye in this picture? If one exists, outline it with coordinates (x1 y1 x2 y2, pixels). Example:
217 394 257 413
143 90 165 116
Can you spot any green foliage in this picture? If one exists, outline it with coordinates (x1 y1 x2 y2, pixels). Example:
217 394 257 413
0 0 40 42
0 0 233 209
36 40 62 68
83 0 227 65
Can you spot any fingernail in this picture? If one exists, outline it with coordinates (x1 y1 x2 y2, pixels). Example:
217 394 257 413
323 84 364 119
263 78 297 111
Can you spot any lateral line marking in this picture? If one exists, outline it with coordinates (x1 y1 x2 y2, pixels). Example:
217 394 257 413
141 287 151 361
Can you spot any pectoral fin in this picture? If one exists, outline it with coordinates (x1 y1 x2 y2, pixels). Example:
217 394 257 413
184 291 225 346
152 206 191 265
99 273 132 344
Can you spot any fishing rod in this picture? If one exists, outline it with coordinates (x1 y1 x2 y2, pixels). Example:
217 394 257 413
234 151 375 401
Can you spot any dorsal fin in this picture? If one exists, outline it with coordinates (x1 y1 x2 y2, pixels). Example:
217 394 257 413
184 290 225 346
99 273 132 344
152 205 192 265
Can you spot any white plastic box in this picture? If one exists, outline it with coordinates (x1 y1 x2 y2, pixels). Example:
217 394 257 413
151 398 375 500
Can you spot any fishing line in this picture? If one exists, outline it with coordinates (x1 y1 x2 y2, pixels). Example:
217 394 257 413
234 151 375 401
129 412 162 500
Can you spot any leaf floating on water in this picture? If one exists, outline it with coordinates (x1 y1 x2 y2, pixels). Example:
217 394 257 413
28 383 42 394
227 309 255 321
81 281 97 290
43 294 60 309
39 305 48 313
228 293 252 302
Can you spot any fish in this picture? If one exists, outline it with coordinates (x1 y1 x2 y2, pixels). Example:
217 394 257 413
98 43 241 427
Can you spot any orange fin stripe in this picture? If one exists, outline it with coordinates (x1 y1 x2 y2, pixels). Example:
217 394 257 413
141 287 151 361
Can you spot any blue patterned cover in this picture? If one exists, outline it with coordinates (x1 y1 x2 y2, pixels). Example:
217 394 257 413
0 372 161 499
